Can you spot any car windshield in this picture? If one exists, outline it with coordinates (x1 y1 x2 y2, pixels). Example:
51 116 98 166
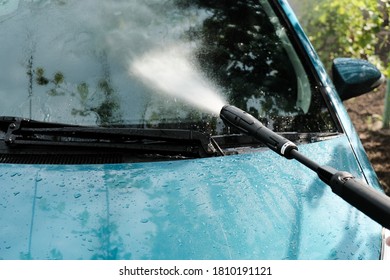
0 0 336 135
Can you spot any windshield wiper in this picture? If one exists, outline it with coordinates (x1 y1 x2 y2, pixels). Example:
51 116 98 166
0 116 224 158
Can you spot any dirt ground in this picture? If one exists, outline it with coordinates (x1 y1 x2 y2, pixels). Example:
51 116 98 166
343 83 390 195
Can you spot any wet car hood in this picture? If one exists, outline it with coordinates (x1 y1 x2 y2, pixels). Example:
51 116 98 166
0 135 382 260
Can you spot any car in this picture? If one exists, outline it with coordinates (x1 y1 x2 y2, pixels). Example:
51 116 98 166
0 0 389 260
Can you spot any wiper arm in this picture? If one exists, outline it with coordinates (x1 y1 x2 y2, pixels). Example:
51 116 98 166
0 116 224 158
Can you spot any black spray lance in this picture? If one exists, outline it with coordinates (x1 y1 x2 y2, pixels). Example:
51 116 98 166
220 105 390 229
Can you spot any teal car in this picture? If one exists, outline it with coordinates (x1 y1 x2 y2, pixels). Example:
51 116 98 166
0 0 389 260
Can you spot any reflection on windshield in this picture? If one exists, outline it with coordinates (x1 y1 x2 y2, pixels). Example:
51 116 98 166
0 0 336 133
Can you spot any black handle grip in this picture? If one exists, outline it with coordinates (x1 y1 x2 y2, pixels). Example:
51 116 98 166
329 170 390 229
220 105 297 158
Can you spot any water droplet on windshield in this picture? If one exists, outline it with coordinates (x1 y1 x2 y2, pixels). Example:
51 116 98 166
74 193 82 198
140 218 149 223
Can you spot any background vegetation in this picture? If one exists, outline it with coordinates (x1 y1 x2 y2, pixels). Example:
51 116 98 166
297 0 389 76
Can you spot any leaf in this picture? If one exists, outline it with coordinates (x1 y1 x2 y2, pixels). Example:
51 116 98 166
77 82 89 101
35 67 45 77
53 72 64 85
36 76 49 86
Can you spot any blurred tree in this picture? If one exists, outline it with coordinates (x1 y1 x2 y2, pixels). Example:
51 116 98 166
384 79 390 128
299 0 390 76
298 0 390 128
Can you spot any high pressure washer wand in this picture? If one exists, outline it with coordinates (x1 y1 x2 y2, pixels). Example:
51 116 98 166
220 104 390 229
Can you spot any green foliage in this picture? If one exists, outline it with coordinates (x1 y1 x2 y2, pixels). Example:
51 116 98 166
33 65 122 125
35 67 50 85
77 82 89 101
34 67 65 95
301 0 390 76
383 78 390 129
53 72 64 85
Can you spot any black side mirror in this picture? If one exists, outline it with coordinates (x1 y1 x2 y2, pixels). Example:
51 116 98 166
332 58 385 101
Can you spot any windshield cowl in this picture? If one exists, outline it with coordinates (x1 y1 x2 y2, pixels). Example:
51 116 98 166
0 116 226 162
0 115 341 164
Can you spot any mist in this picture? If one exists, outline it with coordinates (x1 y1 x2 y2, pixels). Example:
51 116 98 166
130 45 227 115
100 0 227 115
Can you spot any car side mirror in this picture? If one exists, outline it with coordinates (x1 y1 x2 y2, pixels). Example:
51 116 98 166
331 58 385 101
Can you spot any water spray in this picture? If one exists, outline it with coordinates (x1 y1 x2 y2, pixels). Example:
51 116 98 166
131 46 226 115
220 105 390 229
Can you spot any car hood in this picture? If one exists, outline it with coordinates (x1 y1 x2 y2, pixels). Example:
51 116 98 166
0 135 382 260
